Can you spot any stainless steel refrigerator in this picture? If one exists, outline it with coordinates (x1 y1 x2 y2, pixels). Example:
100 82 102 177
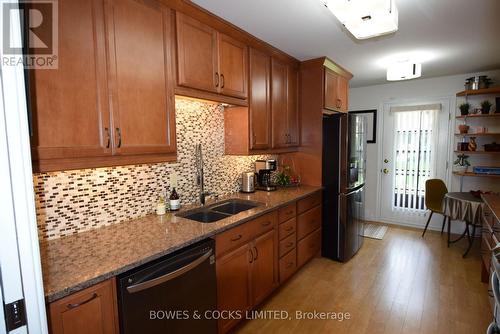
322 112 367 262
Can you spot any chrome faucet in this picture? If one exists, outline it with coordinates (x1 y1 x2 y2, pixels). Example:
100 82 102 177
195 144 215 205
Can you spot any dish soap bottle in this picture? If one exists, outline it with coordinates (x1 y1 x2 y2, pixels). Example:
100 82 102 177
169 188 180 211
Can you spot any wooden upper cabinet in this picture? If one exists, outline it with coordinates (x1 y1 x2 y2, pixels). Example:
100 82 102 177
249 48 271 150
324 68 339 111
176 12 218 93
29 0 110 162
30 0 177 172
106 0 176 156
271 59 288 149
218 34 248 99
324 67 349 112
48 278 118 334
175 13 248 100
337 75 349 112
287 65 300 146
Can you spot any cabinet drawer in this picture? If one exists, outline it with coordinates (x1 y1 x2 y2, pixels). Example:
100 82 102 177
279 218 296 240
279 233 296 257
297 228 321 268
247 211 277 239
297 192 322 214
279 203 296 223
216 223 252 257
297 206 321 240
279 248 296 283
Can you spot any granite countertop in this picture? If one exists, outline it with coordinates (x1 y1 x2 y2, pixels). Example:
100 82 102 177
482 194 500 222
40 185 322 302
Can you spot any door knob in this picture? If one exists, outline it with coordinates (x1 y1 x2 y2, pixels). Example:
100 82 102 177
383 168 389 174
384 159 389 163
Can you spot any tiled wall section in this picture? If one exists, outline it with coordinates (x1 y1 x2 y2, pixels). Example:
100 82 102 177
34 98 271 240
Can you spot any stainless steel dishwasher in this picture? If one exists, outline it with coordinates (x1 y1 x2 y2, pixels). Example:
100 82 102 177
117 239 217 334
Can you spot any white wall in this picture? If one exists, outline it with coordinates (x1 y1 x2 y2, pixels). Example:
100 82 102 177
350 69 500 232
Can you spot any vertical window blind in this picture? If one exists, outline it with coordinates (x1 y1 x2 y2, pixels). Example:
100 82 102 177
390 104 441 211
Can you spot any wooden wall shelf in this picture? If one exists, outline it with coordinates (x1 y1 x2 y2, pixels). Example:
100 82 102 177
456 87 500 97
454 151 500 155
454 133 500 137
456 114 500 119
453 171 500 178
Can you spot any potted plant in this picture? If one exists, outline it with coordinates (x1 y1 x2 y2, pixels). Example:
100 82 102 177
453 154 471 173
481 100 492 114
459 103 470 116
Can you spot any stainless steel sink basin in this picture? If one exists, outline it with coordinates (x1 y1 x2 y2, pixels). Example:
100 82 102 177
211 200 260 215
177 199 261 223
181 210 230 223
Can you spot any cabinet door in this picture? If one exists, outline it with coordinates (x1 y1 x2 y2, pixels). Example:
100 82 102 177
106 0 176 156
250 229 277 306
217 243 252 333
287 65 300 146
176 13 218 93
29 0 110 162
219 33 248 99
324 68 339 111
49 279 118 334
249 48 271 150
337 75 349 112
271 58 288 149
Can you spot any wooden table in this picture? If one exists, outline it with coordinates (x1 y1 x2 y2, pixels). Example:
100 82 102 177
443 192 484 257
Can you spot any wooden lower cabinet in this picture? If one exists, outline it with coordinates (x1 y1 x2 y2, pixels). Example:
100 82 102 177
215 211 278 333
48 278 118 334
216 243 252 333
251 229 277 306
297 228 321 268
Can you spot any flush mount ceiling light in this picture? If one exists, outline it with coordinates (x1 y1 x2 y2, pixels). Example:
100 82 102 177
386 61 422 81
323 0 398 40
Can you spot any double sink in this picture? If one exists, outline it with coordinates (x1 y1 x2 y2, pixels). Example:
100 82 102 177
177 199 262 223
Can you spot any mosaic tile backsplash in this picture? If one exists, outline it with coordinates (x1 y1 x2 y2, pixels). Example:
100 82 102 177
34 98 271 240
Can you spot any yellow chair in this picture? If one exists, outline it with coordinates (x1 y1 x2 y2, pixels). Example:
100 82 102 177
422 179 449 238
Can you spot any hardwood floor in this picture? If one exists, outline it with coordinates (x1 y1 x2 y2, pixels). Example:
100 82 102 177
236 226 491 334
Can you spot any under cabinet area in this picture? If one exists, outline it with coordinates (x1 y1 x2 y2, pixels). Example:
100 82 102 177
48 278 118 334
30 0 177 172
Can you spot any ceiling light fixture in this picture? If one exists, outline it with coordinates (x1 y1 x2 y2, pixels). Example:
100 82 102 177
386 61 422 81
323 0 398 40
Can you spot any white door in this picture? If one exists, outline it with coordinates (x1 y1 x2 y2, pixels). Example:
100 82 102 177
0 2 48 333
379 101 450 227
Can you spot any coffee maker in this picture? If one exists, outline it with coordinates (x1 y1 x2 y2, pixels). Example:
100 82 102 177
255 159 277 191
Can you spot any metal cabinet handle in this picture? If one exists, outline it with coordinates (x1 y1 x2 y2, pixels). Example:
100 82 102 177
127 250 213 293
284 226 293 232
286 262 293 268
116 128 122 148
253 246 258 260
230 234 242 242
286 210 294 215
261 221 271 227
252 133 257 145
215 72 219 87
249 248 254 263
220 74 225 88
104 128 110 148
67 293 98 309
285 242 294 248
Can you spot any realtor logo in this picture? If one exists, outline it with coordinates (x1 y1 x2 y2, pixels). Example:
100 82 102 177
2 0 58 69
